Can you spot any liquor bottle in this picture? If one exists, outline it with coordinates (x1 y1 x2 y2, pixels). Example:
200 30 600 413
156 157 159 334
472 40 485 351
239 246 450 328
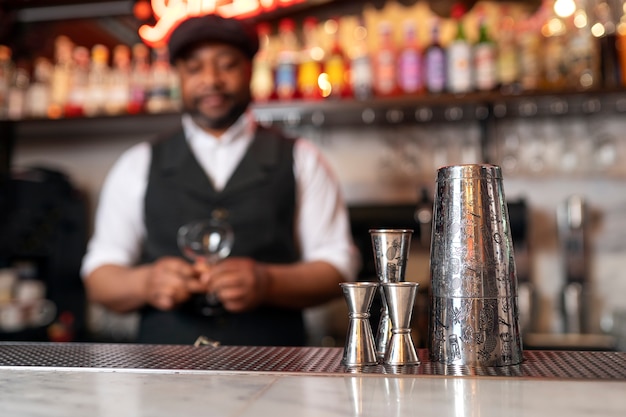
398 20 424 95
65 46 89 118
25 57 52 119
567 9 598 90
496 11 520 94
518 20 542 91
373 21 398 97
251 22 276 102
298 17 323 100
168 55 181 112
105 44 132 115
6 63 29 120
593 0 622 88
349 17 373 101
146 46 173 113
48 35 74 119
275 18 299 101
323 17 350 99
474 15 497 92
618 12 626 86
128 43 151 114
0 45 14 120
424 19 446 94
542 11 567 90
447 4 472 94
84 44 110 117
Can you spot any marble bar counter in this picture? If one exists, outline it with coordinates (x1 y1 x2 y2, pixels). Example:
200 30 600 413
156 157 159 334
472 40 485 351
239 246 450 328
0 343 625 417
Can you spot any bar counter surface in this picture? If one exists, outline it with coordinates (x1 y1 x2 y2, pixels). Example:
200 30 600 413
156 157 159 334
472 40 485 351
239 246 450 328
0 343 625 417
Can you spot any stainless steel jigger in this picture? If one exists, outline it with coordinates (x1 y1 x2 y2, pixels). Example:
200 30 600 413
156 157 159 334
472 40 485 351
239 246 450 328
369 229 413 360
340 282 379 366
382 282 420 365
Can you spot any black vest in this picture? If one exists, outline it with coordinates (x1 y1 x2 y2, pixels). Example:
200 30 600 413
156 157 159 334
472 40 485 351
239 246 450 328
138 126 305 346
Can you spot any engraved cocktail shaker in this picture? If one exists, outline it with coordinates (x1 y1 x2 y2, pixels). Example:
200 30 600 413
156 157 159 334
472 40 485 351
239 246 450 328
429 164 523 366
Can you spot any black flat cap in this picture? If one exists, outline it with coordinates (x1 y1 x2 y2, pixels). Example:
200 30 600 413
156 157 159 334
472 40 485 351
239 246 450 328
167 14 259 64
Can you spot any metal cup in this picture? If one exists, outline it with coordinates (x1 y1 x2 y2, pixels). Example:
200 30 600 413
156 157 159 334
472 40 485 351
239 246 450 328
369 229 413 360
369 229 413 284
382 282 420 366
341 282 379 367
428 164 523 366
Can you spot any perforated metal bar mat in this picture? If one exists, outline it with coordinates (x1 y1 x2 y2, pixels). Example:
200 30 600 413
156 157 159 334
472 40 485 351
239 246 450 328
1 343 625 380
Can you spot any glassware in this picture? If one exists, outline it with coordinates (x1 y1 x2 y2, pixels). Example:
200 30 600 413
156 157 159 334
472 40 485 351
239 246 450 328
177 218 234 316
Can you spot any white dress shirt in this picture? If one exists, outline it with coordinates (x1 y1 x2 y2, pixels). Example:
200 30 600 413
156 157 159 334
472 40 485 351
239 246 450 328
81 112 360 281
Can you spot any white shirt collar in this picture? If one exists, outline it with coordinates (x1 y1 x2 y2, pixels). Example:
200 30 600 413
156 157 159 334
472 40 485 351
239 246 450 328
181 111 256 147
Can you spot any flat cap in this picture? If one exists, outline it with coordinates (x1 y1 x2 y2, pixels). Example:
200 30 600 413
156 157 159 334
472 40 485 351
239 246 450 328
167 14 259 64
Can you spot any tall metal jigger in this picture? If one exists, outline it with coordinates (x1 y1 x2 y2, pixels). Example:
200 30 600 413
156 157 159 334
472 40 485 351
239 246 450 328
369 229 413 360
382 282 420 365
340 282 379 367
429 164 523 367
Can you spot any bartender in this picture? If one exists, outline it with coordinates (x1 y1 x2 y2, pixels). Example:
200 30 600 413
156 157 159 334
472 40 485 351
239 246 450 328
80 14 360 345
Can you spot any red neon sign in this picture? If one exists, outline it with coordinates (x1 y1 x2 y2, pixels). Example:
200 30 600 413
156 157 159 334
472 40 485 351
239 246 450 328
139 0 306 47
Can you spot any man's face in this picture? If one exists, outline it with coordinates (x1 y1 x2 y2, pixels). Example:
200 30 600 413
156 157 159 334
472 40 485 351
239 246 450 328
175 42 252 135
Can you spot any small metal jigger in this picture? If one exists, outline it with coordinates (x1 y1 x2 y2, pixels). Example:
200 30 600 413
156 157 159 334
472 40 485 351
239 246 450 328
382 282 420 366
340 282 379 367
369 229 413 360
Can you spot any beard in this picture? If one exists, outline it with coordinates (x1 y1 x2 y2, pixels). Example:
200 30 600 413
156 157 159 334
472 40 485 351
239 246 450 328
186 91 252 132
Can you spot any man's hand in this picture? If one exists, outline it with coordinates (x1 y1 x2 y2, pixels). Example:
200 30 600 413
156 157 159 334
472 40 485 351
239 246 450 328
145 257 206 310
198 257 269 313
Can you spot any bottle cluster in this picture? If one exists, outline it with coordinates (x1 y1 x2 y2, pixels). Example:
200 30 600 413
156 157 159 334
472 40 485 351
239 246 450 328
2 1 626 121
0 36 180 121
250 1 626 103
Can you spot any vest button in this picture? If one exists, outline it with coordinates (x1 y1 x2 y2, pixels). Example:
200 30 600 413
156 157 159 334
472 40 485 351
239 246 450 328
211 208 229 220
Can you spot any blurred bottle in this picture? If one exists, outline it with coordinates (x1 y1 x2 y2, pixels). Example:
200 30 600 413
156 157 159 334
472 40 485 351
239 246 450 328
105 44 131 115
128 43 151 114
398 20 424 95
349 17 373 100
146 46 173 113
518 19 543 91
168 55 181 112
298 17 323 100
373 21 398 96
84 44 109 117
474 13 497 92
6 62 29 120
275 18 299 100
618 7 626 86
447 3 472 94
0 45 13 120
592 0 622 88
497 10 521 94
542 15 568 90
251 22 276 102
26 57 52 119
64 46 90 118
567 5 598 90
48 35 74 119
424 19 446 94
322 17 350 99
